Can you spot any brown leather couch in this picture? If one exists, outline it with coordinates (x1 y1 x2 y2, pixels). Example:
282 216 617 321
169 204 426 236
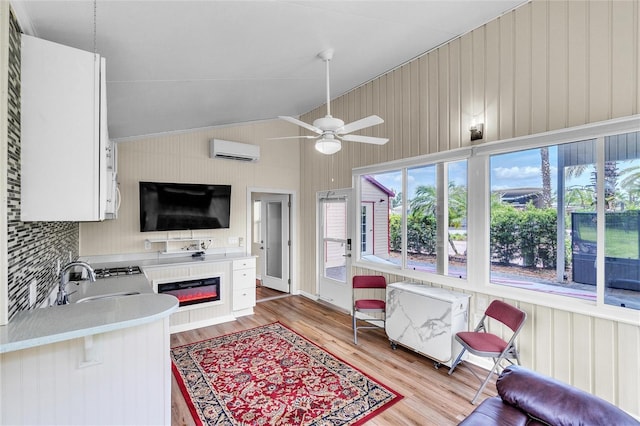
460 365 639 425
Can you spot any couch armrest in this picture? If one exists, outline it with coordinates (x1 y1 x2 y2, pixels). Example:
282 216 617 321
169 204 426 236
497 365 639 426
458 397 529 426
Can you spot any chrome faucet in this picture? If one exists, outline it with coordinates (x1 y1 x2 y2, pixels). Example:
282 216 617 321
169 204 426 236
56 261 96 305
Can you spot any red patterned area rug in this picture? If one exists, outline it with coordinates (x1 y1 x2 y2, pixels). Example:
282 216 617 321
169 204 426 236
171 322 403 425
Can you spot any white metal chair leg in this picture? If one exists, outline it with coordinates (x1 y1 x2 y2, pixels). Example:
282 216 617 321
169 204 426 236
470 354 508 404
352 313 358 345
448 348 466 375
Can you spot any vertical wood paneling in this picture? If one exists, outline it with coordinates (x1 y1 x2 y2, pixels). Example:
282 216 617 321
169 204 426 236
567 0 589 126
80 120 300 256
438 46 450 153
610 0 636 118
552 309 572 383
514 3 532 136
418 56 430 153
593 317 616 403
533 305 553 375
589 0 612 122
448 39 461 149
409 60 420 156
401 65 412 158
459 33 473 146
1 321 170 425
484 20 500 143
498 12 515 139
531 0 549 134
394 68 404 159
617 322 640 414
428 53 439 153
548 0 569 130
472 27 485 139
572 313 593 392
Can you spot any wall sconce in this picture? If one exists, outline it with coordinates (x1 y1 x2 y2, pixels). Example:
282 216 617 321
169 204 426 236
470 123 484 141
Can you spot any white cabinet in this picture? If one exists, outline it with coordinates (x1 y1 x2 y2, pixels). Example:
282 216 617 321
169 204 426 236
20 35 115 221
232 257 256 313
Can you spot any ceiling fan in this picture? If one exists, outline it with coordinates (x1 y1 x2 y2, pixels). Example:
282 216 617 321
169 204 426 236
273 49 389 155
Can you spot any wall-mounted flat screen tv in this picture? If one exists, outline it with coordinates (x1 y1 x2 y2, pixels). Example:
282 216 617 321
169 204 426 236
139 181 231 232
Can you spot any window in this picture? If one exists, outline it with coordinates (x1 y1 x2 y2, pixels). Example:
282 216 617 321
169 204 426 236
353 117 639 312
489 141 596 299
488 131 639 310
357 160 467 279
252 200 261 244
603 132 640 309
359 171 401 266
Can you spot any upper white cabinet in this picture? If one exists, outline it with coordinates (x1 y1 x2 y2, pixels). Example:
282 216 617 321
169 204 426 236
20 35 115 221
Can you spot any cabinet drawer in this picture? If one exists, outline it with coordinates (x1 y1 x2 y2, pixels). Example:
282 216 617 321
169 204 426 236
232 257 256 270
233 269 255 290
233 288 256 311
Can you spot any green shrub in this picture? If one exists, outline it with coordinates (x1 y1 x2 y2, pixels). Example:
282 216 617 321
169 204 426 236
490 204 520 264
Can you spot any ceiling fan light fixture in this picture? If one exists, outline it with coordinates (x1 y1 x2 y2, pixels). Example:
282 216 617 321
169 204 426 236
315 137 341 155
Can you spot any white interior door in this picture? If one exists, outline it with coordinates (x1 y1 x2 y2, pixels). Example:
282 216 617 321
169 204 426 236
317 189 353 312
260 194 290 293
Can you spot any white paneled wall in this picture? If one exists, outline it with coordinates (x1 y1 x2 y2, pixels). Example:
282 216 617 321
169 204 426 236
300 0 640 418
80 120 300 256
1 319 172 425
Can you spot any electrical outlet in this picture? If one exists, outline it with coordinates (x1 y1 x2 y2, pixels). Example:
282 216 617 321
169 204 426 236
228 236 239 245
144 239 151 250
29 279 37 307
239 237 244 247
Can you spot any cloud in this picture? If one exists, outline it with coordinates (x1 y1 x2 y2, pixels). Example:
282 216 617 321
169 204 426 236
493 166 540 179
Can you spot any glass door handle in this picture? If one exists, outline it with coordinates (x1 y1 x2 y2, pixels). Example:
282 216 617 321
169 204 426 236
342 253 352 257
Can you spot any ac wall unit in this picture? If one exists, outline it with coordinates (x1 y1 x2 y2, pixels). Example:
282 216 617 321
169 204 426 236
210 139 260 162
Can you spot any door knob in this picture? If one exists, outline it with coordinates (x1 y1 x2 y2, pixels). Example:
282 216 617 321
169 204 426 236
342 253 352 257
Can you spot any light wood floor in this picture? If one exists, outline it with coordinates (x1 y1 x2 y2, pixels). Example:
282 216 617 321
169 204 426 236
255 284 289 301
170 295 496 426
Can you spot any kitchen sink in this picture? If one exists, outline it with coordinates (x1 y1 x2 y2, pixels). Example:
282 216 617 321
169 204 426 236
75 291 141 303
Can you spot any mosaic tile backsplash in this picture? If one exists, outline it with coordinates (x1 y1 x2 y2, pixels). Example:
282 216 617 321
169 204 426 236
6 10 79 320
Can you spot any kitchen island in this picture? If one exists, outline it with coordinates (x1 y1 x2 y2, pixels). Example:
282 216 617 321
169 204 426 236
0 276 179 425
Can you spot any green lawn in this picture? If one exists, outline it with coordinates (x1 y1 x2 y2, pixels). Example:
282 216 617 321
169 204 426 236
576 227 639 259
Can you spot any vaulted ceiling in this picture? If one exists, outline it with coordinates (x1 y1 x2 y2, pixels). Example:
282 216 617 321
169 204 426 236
12 0 526 140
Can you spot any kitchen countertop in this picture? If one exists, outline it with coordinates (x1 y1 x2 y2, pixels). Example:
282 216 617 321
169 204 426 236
0 274 178 354
93 252 254 270
0 253 254 355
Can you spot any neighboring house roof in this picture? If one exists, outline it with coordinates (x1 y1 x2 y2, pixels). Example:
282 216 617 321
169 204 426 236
363 175 395 197
494 187 542 206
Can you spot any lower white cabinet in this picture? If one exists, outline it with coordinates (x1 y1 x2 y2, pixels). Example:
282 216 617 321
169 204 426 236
144 256 256 332
232 257 256 313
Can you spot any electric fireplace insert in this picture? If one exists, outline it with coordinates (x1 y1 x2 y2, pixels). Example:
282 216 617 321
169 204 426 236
156 276 221 307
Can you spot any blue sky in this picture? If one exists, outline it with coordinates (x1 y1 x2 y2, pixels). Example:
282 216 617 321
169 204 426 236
369 147 598 200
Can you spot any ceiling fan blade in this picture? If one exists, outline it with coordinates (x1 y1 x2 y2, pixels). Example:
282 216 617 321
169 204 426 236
338 115 384 134
267 135 317 140
341 134 389 145
278 116 322 134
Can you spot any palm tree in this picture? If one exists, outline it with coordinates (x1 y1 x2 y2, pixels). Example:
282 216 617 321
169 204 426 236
541 147 552 208
409 184 467 255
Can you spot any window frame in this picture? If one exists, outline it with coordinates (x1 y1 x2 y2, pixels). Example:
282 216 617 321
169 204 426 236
352 115 640 324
